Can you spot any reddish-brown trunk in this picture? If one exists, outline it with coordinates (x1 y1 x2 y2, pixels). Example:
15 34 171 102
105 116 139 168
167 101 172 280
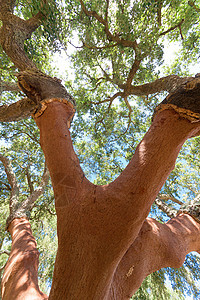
1 218 48 300
33 101 200 299
109 213 200 299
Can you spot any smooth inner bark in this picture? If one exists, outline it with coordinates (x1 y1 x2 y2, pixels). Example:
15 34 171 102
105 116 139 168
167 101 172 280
1 218 48 300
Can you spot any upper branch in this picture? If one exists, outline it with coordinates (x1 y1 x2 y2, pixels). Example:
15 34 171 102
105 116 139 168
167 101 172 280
126 59 141 89
20 165 49 212
0 0 16 16
79 0 138 50
0 14 37 70
0 1 48 71
127 75 194 95
25 11 46 34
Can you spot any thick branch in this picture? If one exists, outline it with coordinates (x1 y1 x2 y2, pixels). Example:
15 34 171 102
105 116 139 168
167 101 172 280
0 3 47 71
26 11 46 33
0 69 76 122
79 0 138 50
102 109 200 245
1 218 48 300
0 0 16 16
0 97 37 122
110 214 200 298
126 59 141 88
126 75 194 95
35 102 89 209
154 198 177 218
0 80 19 93
0 15 37 70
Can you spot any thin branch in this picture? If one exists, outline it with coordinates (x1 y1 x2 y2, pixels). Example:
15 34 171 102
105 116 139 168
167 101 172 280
154 198 177 218
0 250 10 256
6 163 50 228
96 60 123 87
105 0 110 21
68 41 84 49
83 41 118 50
0 261 7 273
179 24 184 40
0 181 11 191
124 95 132 113
20 164 49 211
157 1 162 26
94 92 122 129
159 194 183 205
91 91 123 105
159 19 184 36
0 153 19 211
46 207 56 216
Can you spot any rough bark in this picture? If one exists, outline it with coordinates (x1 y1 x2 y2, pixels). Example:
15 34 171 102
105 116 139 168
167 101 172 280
1 218 48 300
0 74 195 122
0 81 19 93
33 100 200 300
0 0 46 71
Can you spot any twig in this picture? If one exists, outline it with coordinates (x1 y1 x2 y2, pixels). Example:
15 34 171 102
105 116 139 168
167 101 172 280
160 19 184 36
0 250 10 256
188 0 200 12
91 91 123 105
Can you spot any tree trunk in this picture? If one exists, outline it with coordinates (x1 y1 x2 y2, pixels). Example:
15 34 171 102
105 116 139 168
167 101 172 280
33 101 200 299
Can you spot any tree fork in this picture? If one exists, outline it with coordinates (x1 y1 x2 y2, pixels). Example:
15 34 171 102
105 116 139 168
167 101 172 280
32 90 200 299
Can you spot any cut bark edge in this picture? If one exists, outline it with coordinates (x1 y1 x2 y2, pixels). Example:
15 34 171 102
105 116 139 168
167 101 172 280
32 98 76 128
6 213 30 231
177 211 200 225
154 104 200 123
153 77 200 124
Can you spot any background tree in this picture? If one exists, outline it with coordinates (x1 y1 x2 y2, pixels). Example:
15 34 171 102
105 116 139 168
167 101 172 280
0 0 200 299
